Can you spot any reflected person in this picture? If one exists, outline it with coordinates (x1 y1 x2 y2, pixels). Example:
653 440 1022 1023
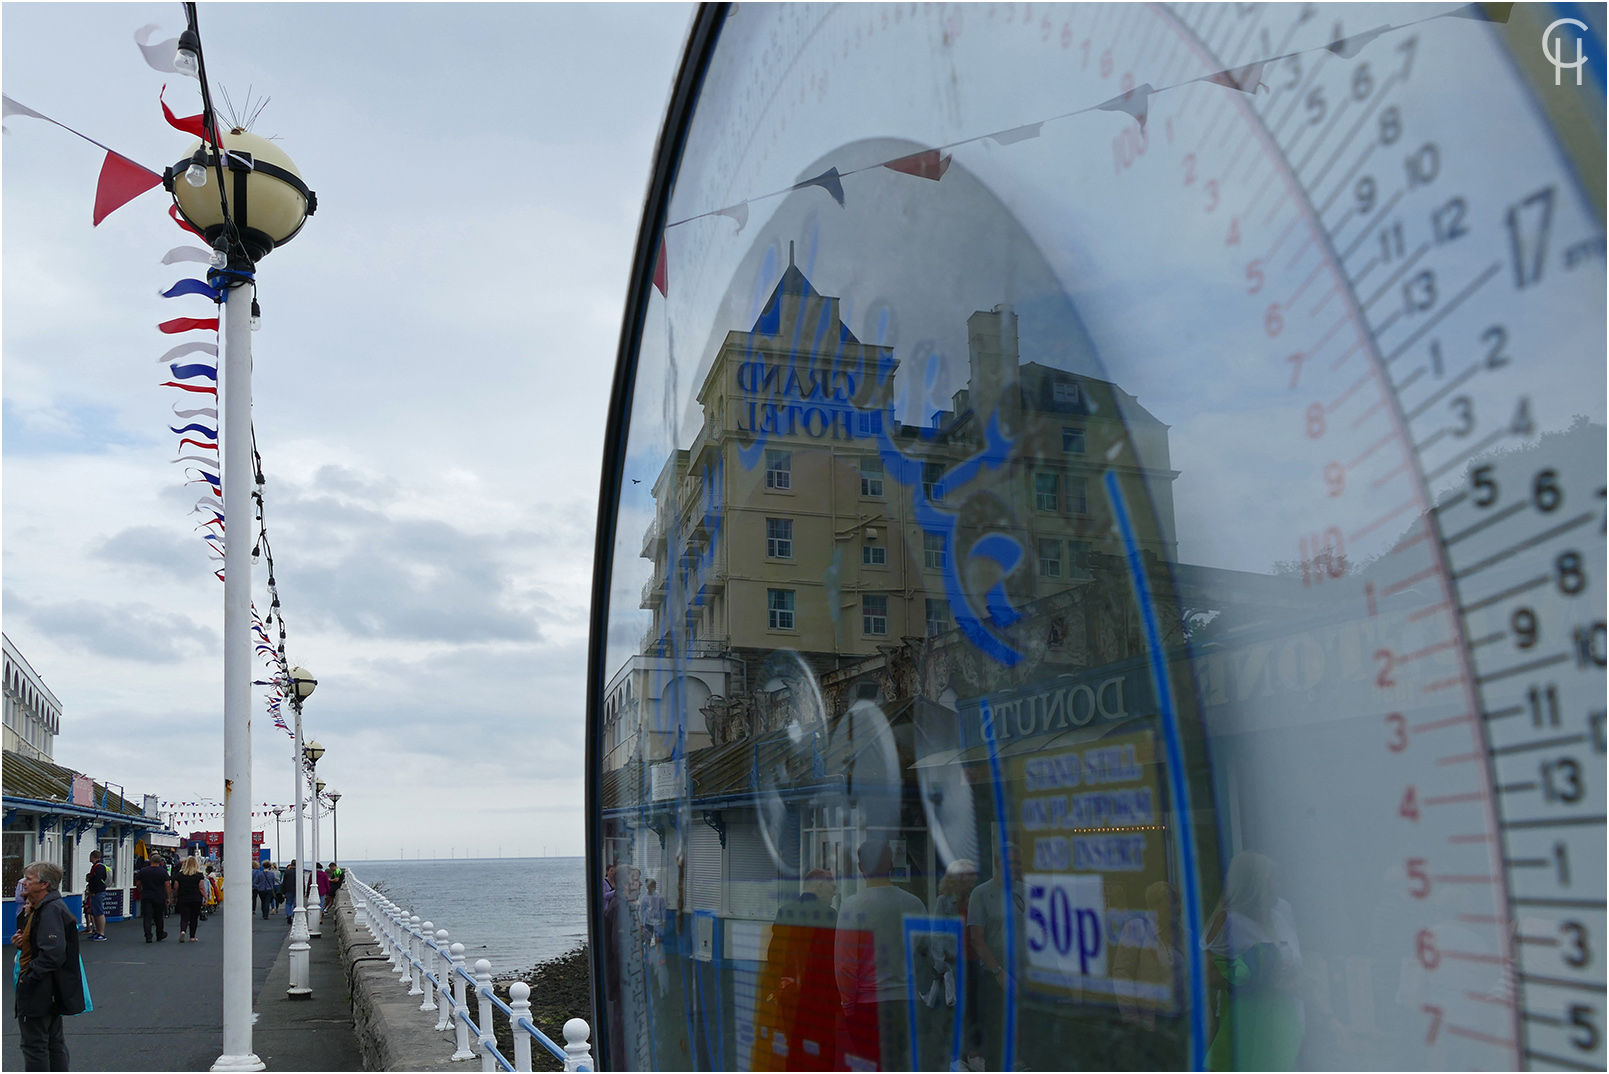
1204 851 1303 1071
835 840 925 1071
968 842 1024 1071
757 868 838 1070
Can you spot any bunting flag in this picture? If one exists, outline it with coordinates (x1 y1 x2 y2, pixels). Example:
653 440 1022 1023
159 316 219 334
1096 83 1153 132
1204 61 1267 94
169 204 205 238
176 437 217 452
160 278 221 301
159 84 210 139
161 380 218 395
134 24 179 73
93 152 163 226
714 201 749 233
1326 26 1392 58
163 245 212 265
883 149 952 181
173 405 217 419
170 422 218 437
159 342 218 364
989 123 1043 146
652 237 668 297
169 361 218 381
793 166 845 206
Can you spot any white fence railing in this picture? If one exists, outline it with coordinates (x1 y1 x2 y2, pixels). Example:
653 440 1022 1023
345 874 594 1072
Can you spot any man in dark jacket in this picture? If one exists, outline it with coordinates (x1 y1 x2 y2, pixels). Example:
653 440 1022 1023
11 861 87 1071
135 855 174 942
281 860 298 924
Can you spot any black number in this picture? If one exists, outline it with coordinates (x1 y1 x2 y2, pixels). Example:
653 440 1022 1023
1556 841 1572 886
1575 622 1607 668
1306 86 1327 126
1397 34 1418 79
1402 270 1437 314
1284 54 1302 91
1405 143 1439 187
1379 106 1402 145
1428 340 1445 377
1355 176 1376 214
1380 220 1405 262
1563 921 1591 968
1534 470 1563 512
1432 196 1467 244
1512 395 1535 436
1557 550 1586 595
1482 325 1511 369
1352 63 1374 100
1529 684 1560 728
1511 607 1538 649
1506 186 1556 289
1472 465 1498 507
1449 396 1474 437
1570 1004 1599 1051
1592 711 1607 753
1542 757 1584 803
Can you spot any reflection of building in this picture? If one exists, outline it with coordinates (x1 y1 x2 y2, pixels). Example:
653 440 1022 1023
4 633 62 761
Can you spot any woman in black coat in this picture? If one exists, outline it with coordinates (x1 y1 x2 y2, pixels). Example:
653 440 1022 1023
11 861 86 1071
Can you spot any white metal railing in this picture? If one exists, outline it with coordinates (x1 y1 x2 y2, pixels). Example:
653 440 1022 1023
345 873 594 1072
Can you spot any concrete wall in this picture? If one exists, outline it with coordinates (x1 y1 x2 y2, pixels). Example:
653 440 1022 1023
332 888 461 1072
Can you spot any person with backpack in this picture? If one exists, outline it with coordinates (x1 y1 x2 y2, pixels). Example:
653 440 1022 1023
11 861 90 1070
253 863 276 919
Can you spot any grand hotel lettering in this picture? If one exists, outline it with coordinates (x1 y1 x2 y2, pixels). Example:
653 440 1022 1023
733 360 873 439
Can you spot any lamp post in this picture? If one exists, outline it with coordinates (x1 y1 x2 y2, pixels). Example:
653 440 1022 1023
272 807 285 863
163 7 316 1068
325 789 341 865
285 667 317 1000
304 742 326 937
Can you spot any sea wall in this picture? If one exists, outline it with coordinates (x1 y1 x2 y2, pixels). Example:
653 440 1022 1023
332 887 460 1072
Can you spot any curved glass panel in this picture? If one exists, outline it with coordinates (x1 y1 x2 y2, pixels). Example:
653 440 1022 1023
591 4 1606 1070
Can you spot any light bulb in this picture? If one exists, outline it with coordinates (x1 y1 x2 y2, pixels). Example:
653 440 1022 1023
250 299 262 332
209 246 228 269
174 47 200 76
185 162 208 187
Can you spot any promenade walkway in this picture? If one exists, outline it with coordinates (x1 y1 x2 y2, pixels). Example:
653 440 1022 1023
2 901 363 1072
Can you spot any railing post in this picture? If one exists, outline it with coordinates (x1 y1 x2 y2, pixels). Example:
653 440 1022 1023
474 959 495 1073
409 918 427 995
450 943 476 1062
401 914 419 983
385 904 402 968
418 922 437 1009
435 930 454 1031
509 982 533 1073
563 1018 594 1073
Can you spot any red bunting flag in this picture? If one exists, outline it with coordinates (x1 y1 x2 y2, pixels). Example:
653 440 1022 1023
162 381 218 395
883 150 952 182
169 204 205 238
160 85 209 139
653 237 667 297
159 317 219 334
93 151 162 226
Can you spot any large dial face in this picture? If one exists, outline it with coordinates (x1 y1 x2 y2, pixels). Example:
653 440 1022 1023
589 4 1605 1071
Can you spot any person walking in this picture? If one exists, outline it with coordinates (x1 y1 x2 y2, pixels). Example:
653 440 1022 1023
11 861 88 1071
265 862 282 914
315 864 331 912
281 860 298 924
252 863 274 919
175 857 206 943
135 855 173 943
834 840 926 1071
82 851 108 942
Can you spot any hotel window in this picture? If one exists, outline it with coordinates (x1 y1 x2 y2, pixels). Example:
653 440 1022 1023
860 456 884 497
925 598 951 636
1038 538 1063 578
1053 380 1080 404
923 532 946 570
765 449 792 489
767 589 795 630
922 461 945 502
862 594 888 636
1034 472 1059 512
1069 540 1092 579
856 410 881 437
1063 426 1086 454
862 544 886 566
1069 476 1089 515
766 518 793 559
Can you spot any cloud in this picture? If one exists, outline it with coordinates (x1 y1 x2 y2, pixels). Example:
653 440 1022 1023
93 525 207 581
7 590 219 663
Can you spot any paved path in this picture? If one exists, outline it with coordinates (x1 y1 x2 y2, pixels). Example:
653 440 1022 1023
3 900 362 1071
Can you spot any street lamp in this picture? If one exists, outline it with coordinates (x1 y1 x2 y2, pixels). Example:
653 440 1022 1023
285 667 316 1001
160 7 316 1068
271 807 285 863
304 742 326 937
325 789 341 864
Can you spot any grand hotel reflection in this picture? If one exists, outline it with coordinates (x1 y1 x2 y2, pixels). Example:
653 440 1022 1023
593 246 1334 1070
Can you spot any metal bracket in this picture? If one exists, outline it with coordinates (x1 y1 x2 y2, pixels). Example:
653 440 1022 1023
700 810 726 849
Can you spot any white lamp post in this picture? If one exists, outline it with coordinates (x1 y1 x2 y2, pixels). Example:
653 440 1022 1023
325 789 341 865
304 743 326 937
286 667 317 999
164 8 315 1066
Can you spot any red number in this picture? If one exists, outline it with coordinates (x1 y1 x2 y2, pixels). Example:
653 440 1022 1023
1376 648 1397 687
1305 403 1326 439
1226 216 1241 245
1246 259 1265 293
1060 22 1073 48
1081 38 1091 68
1407 858 1431 898
1121 71 1134 93
1204 179 1220 212
1423 1003 1443 1044
1182 153 1197 185
1416 928 1440 969
1286 352 1305 388
1366 580 1378 617
1265 303 1284 337
1100 48 1113 78
1324 462 1346 497
1386 713 1408 752
1399 785 1419 820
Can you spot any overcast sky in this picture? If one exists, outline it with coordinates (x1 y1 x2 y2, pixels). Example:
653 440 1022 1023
3 3 694 860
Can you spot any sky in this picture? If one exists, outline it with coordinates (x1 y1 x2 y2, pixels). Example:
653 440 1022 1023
2 3 694 861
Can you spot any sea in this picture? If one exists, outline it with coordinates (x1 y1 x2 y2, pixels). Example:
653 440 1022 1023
344 856 587 977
